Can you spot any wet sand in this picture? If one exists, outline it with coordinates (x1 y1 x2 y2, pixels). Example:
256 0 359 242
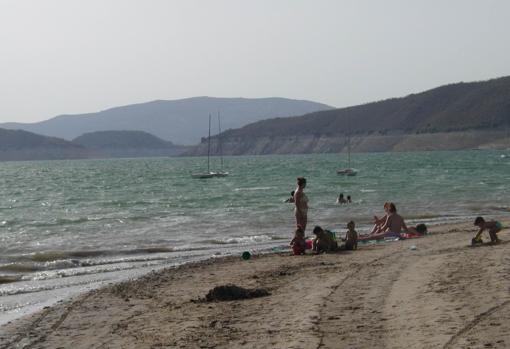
1 221 509 349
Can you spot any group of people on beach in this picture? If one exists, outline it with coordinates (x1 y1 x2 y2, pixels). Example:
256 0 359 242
290 176 359 255
288 176 505 255
290 222 358 255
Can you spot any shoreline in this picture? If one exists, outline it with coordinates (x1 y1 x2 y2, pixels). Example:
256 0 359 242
0 240 287 327
2 220 510 348
0 214 476 327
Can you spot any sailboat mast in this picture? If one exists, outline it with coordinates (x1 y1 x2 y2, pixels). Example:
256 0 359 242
347 116 351 168
207 114 211 173
348 133 351 168
217 111 223 170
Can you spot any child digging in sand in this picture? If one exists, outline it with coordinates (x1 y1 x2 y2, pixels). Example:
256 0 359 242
343 221 358 250
290 227 306 255
312 226 338 253
472 216 503 244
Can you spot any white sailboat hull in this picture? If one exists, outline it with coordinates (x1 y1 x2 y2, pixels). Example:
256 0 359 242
211 171 229 177
191 172 215 179
336 168 358 176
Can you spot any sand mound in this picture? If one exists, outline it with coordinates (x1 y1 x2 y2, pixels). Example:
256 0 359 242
205 285 270 301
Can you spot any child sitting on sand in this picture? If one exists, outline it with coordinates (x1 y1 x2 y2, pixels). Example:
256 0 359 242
312 226 338 253
473 216 503 244
290 227 306 255
343 221 358 250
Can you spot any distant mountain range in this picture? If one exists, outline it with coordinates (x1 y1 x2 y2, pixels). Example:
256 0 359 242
0 129 187 161
187 76 510 155
2 77 509 162
0 97 333 145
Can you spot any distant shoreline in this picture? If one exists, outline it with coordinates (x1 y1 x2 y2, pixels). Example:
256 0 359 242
0 142 509 162
185 130 510 156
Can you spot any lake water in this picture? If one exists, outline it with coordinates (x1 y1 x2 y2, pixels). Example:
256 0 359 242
1 150 509 324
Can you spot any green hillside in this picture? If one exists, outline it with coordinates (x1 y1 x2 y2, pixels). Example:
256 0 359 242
73 130 175 149
219 76 510 140
0 128 83 150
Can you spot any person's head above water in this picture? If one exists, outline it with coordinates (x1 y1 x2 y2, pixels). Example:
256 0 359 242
339 193 344 198
347 221 355 230
290 190 295 196
347 195 351 201
388 203 397 213
297 177 306 188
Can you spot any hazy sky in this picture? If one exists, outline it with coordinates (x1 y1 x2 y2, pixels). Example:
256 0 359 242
1 0 509 123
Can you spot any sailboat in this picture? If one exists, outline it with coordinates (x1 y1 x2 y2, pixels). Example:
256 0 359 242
337 120 358 176
211 111 229 177
191 114 215 179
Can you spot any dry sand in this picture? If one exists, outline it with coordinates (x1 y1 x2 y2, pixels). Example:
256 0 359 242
1 221 509 349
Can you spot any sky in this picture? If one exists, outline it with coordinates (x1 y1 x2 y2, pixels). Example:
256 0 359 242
0 0 509 123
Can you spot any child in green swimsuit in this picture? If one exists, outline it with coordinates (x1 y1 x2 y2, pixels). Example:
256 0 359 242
473 216 503 244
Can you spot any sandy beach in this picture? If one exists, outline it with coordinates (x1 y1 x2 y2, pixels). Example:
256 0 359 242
1 221 509 349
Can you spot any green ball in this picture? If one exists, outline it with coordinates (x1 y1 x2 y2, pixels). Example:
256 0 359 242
241 251 251 260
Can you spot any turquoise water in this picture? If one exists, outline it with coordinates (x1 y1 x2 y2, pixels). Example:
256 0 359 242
0 150 509 323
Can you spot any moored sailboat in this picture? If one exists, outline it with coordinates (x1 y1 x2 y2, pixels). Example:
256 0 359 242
337 121 358 176
191 114 215 179
211 111 229 177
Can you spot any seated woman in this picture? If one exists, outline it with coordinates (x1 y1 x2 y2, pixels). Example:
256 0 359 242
382 203 407 236
369 202 390 235
312 226 338 253
360 203 413 241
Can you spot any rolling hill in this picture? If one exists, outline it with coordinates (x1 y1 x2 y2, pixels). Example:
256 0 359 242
0 128 190 161
0 128 91 161
187 76 510 155
73 131 188 157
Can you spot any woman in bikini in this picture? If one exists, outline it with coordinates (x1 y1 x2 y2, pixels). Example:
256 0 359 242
294 177 308 232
